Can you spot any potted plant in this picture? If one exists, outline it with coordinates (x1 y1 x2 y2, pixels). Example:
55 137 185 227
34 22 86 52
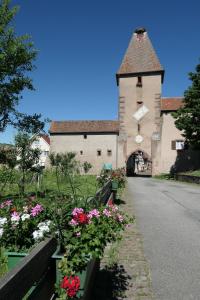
0 198 51 270
54 204 133 299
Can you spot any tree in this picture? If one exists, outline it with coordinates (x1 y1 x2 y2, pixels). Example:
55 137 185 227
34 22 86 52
173 61 200 149
15 132 41 195
0 0 44 133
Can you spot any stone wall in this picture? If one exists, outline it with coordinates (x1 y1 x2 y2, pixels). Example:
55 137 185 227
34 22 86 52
50 133 118 174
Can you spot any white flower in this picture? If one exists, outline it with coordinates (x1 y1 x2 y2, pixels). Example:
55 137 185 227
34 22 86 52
0 228 3 237
38 225 50 233
37 220 51 234
32 230 44 241
21 214 30 221
0 217 7 227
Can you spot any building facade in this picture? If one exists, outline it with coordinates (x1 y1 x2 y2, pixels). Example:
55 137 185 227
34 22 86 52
31 134 50 167
50 28 187 175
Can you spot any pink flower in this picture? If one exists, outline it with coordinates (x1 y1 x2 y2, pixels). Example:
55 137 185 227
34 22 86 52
0 200 12 209
117 214 124 223
88 209 100 219
72 207 84 217
11 211 20 222
76 232 81 237
103 208 111 217
69 219 78 226
30 204 43 217
111 205 119 212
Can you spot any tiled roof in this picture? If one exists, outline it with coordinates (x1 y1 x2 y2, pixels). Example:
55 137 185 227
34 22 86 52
117 28 164 77
161 97 184 111
40 134 50 145
49 120 119 134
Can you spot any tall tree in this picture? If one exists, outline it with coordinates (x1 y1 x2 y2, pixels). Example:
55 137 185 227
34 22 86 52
173 61 200 149
0 0 44 133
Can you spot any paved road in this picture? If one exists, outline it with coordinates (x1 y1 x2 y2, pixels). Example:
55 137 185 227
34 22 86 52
128 177 200 300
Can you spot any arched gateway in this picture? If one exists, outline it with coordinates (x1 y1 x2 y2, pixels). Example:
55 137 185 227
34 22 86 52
126 150 152 176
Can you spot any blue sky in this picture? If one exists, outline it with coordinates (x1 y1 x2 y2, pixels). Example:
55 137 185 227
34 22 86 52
1 0 200 143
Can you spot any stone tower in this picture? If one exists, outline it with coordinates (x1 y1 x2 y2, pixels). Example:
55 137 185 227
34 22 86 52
116 28 164 174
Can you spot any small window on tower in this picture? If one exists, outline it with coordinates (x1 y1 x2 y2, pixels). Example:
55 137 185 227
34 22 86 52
97 150 101 156
83 134 87 139
136 76 142 87
80 151 83 155
107 150 112 156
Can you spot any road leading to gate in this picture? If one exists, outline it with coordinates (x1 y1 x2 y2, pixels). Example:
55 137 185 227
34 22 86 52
128 177 200 300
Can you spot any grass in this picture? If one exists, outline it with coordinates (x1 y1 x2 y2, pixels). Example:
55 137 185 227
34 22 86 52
0 170 98 199
181 170 200 177
153 173 174 180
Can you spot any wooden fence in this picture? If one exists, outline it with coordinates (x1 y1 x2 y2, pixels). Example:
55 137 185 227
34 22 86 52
0 180 113 300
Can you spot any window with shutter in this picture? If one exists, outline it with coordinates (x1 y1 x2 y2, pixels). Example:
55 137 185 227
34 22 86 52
171 140 176 150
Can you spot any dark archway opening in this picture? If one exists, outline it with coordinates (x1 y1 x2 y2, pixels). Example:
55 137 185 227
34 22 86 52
126 150 152 177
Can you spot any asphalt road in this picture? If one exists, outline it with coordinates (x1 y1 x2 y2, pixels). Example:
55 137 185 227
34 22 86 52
128 177 200 300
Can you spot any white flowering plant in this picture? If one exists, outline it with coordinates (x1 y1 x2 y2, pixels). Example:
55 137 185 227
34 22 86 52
0 198 52 252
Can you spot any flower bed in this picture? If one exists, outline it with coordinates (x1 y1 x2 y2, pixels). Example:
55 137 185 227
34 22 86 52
0 172 132 299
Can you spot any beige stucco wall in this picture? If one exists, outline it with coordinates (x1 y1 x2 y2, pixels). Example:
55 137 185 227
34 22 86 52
159 113 183 173
118 74 162 168
50 133 118 174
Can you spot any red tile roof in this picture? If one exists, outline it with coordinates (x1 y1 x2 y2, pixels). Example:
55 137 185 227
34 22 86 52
161 97 184 111
117 29 164 76
40 134 50 145
49 120 119 134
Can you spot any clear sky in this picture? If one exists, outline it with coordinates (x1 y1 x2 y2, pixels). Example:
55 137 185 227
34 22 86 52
1 0 200 143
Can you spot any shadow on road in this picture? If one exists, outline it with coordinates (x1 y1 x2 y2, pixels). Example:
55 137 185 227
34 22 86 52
91 263 131 300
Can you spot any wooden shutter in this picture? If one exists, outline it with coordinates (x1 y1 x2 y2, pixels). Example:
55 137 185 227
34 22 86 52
171 140 176 150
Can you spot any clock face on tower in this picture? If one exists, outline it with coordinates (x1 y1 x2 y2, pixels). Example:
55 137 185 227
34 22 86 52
135 135 143 144
133 105 149 121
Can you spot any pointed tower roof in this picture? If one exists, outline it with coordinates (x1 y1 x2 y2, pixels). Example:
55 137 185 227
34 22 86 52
117 28 164 84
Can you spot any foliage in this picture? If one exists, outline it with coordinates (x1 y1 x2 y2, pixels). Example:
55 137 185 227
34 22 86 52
82 161 92 174
0 247 8 277
173 61 200 149
0 0 44 133
14 132 41 195
97 167 126 188
0 165 18 194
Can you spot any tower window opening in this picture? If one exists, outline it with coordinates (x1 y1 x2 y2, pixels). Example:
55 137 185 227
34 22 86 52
107 149 112 156
136 76 142 87
83 134 87 139
80 151 83 155
97 150 101 156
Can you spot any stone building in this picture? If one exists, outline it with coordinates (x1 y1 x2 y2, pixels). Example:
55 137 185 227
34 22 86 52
50 28 188 175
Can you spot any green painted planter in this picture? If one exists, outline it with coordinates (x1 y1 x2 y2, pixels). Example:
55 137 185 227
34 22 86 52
5 251 27 271
52 249 86 298
112 180 118 191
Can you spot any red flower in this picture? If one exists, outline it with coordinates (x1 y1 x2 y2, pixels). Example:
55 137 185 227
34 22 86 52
75 212 89 224
61 276 80 298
